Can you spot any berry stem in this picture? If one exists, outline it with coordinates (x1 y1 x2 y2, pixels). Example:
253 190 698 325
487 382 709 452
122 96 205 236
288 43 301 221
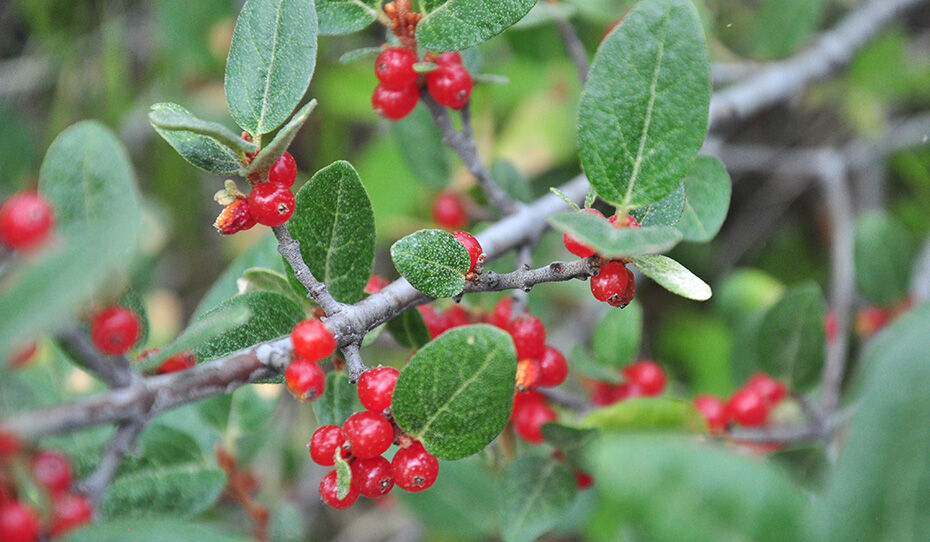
273 225 345 316
420 94 520 215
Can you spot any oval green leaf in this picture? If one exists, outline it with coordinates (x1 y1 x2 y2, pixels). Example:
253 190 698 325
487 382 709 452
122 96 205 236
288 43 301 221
755 281 826 391
630 183 685 227
677 155 732 242
289 161 375 303
592 299 643 368
225 0 318 135
391 229 471 298
416 0 536 52
578 0 711 208
550 211 682 258
392 325 517 460
854 210 913 306
317 0 380 34
632 254 712 301
501 456 578 542
386 307 432 349
99 465 227 519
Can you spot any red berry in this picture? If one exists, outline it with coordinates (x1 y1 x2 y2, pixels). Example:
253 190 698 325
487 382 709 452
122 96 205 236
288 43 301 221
284 359 326 402
452 231 482 273
434 52 462 66
418 305 452 338
50 493 93 536
10 343 37 368
590 261 632 306
309 425 346 466
516 358 541 391
375 47 419 90
427 63 473 109
563 208 604 258
357 366 400 413
509 314 546 360
392 442 439 492
537 346 568 388
0 502 40 542
90 306 140 356
342 412 393 459
512 396 557 443
855 306 891 337
214 198 256 235
746 373 788 406
248 182 295 227
432 191 467 229
488 297 512 330
319 470 359 509
443 305 471 328
372 83 419 120
268 152 297 187
693 394 729 433
351 456 394 498
824 311 838 343
589 381 616 406
0 431 22 459
608 214 640 229
611 267 636 308
291 319 337 362
727 388 769 427
574 470 594 490
156 351 196 375
0 191 54 251
622 360 666 396
365 274 390 294
612 381 643 402
512 389 546 410
32 451 73 494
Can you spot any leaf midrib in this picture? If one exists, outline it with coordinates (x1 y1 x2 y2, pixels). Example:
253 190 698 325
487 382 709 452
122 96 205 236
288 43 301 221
256 0 287 135
511 460 559 535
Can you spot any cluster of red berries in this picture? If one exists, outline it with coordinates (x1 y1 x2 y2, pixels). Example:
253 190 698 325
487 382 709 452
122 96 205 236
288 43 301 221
0 191 55 252
90 305 141 357
284 319 338 402
372 48 474 120
0 435 92 542
214 152 297 235
432 191 468 229
693 372 789 431
310 366 440 509
587 360 667 406
564 210 639 308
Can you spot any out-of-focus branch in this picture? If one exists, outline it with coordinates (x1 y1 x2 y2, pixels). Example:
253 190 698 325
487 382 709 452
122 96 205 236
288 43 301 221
56 329 136 388
555 18 589 82
76 418 146 505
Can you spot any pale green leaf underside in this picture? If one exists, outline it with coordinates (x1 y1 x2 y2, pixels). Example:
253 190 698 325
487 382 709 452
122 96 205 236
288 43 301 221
416 0 537 52
550 211 682 258
289 160 375 303
317 0 379 34
225 0 318 135
149 102 257 154
392 325 517 460
632 254 711 301
391 229 471 298
501 456 577 542
677 155 732 242
580 397 707 433
578 0 711 208
631 183 685 227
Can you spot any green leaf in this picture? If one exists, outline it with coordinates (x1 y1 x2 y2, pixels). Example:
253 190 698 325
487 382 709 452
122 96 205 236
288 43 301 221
416 0 537 52
592 299 642 367
289 161 375 303
541 422 598 466
817 303 930 541
149 102 257 154
569 346 623 384
392 325 517 460
501 456 578 542
550 212 682 258
138 424 204 466
676 156 731 242
119 288 150 351
752 0 826 59
317 0 379 34
193 291 305 362
197 387 273 439
99 465 227 519
338 46 382 64
193 235 285 318
584 436 809 542
64 518 249 542
632 254 711 301
630 184 685 227
391 104 450 189
239 267 307 308
312 371 361 426
391 229 471 298
513 2 579 28
580 398 707 433
386 307 432 349
225 0 318 135
755 281 826 391
577 0 711 208
854 211 913 306
149 104 244 175
0 121 141 359
243 100 317 179
492 160 532 203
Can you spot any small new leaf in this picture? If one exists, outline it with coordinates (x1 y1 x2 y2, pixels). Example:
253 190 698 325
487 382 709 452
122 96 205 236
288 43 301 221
335 452 352 500
416 0 537 52
149 102 257 154
391 229 471 298
632 254 711 301
243 100 318 180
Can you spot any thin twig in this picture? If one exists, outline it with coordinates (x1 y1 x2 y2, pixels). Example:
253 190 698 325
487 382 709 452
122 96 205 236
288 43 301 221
272 225 344 316
421 95 519 214
56 329 136 388
538 387 591 413
509 244 535 315
76 418 146 505
341 343 368 383
555 18 589 82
